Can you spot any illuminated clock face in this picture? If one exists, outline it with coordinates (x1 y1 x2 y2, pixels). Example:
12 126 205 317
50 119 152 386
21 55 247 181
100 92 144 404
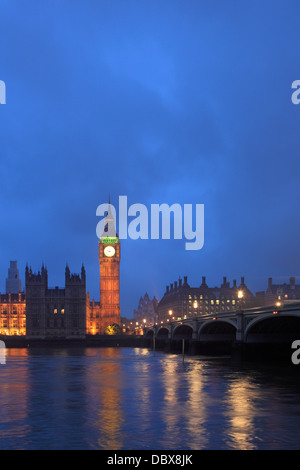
104 245 115 257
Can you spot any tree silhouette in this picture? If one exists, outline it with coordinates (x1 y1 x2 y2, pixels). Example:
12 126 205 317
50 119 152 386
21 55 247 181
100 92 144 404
104 323 121 335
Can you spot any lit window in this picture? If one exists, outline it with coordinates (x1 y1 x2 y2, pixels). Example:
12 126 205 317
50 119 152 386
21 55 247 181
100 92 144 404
61 309 64 314
54 309 57 314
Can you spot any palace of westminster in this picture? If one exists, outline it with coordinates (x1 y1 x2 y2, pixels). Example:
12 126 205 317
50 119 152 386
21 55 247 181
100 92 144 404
0 206 122 339
1 209 300 338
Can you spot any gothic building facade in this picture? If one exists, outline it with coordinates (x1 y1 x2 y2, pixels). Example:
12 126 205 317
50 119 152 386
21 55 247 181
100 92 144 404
0 292 26 336
25 264 86 339
0 261 25 336
133 293 159 326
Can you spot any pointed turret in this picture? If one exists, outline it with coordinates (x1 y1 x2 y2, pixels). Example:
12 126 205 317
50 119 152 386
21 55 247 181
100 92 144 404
81 264 86 282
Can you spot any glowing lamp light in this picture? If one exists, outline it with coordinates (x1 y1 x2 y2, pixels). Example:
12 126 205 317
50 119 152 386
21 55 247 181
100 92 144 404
238 291 244 299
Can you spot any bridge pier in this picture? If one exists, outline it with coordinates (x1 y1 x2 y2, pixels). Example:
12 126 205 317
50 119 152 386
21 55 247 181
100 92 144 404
189 340 198 355
236 313 244 342
231 341 245 362
164 338 172 353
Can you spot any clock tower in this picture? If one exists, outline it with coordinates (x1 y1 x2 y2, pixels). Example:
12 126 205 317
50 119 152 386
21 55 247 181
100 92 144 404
99 201 121 333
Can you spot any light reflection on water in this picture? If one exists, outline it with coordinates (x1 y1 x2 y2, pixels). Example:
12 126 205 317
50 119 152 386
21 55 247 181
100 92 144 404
0 347 300 449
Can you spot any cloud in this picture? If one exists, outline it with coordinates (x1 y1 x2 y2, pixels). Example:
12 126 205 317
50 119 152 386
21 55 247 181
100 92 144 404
0 0 299 312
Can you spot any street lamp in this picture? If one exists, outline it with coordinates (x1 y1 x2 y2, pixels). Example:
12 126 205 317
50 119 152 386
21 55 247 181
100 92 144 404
238 290 244 309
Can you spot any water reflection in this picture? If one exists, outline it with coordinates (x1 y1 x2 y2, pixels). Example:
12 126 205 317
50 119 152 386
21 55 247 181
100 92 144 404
225 378 257 449
86 348 124 450
185 362 209 449
0 348 299 449
0 349 30 448
160 357 182 448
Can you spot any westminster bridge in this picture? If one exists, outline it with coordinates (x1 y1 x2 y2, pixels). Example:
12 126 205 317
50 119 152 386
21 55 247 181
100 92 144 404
143 302 300 359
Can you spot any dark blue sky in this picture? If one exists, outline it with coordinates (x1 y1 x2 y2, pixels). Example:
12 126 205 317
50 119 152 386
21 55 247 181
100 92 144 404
0 1 299 316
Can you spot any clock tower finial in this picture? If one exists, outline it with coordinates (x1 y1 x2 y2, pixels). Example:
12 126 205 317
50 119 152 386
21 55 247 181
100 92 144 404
101 197 117 238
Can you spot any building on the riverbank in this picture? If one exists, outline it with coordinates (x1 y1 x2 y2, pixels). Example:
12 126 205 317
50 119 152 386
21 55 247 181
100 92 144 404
0 292 26 336
257 277 300 305
25 264 86 339
86 293 101 335
0 261 26 336
133 293 159 326
157 275 255 323
97 202 121 333
86 200 121 335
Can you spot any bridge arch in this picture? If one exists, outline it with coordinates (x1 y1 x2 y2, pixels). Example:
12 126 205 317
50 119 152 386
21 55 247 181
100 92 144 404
157 326 169 338
198 319 237 342
245 313 300 343
173 323 193 339
145 329 154 337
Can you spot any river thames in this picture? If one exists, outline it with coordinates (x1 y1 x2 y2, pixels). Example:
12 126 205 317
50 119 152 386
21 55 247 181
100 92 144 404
0 347 299 450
